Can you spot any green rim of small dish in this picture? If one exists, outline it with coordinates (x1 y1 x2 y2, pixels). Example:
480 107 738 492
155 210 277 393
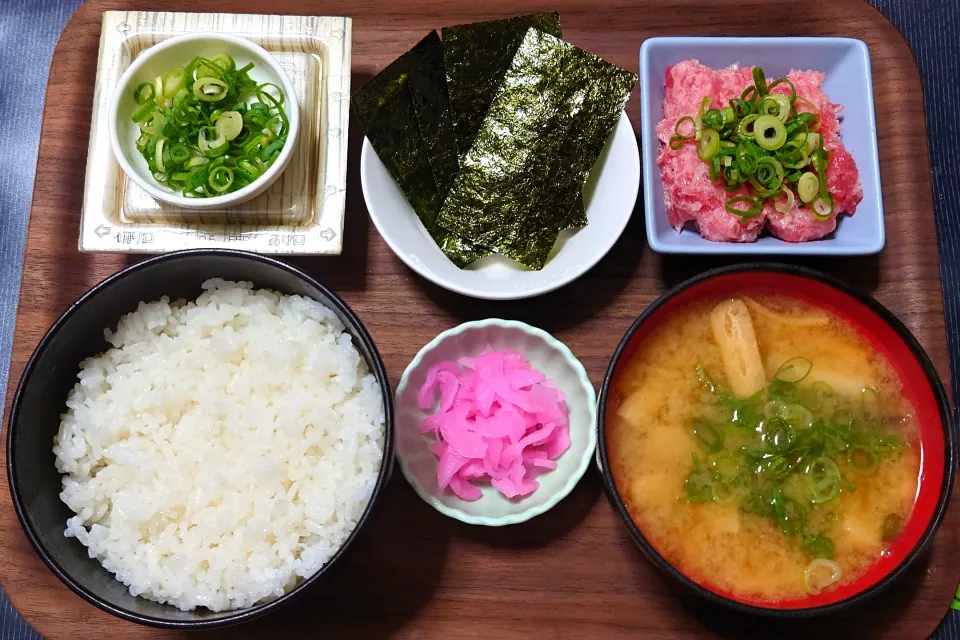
394 318 598 526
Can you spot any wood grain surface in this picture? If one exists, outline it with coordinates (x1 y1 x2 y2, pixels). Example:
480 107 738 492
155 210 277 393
2 0 957 638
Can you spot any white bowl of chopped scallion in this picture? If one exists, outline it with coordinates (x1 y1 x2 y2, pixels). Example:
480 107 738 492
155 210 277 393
109 33 299 209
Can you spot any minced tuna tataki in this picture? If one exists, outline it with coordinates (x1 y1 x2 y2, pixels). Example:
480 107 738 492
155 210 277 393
657 60 863 243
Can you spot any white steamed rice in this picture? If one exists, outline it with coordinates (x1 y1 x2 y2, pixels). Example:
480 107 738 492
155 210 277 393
53 279 385 612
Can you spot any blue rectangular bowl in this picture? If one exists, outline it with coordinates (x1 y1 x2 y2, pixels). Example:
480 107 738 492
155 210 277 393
640 37 884 255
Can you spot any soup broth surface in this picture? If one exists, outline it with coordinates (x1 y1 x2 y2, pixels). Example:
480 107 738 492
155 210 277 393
606 294 919 601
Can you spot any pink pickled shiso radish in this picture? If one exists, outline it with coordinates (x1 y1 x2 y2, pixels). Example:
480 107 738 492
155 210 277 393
418 347 570 501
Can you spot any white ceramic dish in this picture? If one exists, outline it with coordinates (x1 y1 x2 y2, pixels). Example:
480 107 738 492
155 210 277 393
361 112 639 300
395 319 597 526
109 33 300 210
640 37 884 255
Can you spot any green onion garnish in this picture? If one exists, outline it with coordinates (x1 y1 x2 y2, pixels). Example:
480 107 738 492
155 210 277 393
134 82 155 105
798 173 820 204
688 418 725 453
812 195 834 221
698 128 721 161
725 195 763 219
669 67 836 219
681 364 908 560
129 54 289 198
754 115 787 151
752 67 769 97
881 513 901 542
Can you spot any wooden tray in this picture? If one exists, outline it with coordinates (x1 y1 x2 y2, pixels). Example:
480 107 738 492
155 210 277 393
3 0 958 638
79 11 352 255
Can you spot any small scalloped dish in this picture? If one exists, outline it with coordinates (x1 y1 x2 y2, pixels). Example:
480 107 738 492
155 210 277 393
395 319 597 526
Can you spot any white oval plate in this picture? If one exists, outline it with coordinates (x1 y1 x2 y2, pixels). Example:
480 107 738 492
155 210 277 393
360 111 640 300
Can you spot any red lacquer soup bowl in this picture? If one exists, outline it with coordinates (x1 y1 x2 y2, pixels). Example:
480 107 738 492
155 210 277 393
596 264 955 616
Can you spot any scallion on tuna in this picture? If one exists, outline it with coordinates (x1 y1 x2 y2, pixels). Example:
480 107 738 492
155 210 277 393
669 67 835 219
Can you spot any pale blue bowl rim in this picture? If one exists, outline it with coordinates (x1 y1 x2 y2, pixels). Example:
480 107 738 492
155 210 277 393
639 36 884 255
394 318 598 526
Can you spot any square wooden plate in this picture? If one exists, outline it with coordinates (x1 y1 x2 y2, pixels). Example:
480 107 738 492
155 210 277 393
79 10 351 255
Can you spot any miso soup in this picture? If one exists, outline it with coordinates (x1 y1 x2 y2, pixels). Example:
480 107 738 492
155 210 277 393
606 294 920 601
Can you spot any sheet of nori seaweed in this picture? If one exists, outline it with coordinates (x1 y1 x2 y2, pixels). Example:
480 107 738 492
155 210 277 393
351 32 488 267
352 34 443 227
436 28 637 270
442 13 587 231
404 33 493 265
437 233 490 267
441 12 562 158
405 32 460 201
